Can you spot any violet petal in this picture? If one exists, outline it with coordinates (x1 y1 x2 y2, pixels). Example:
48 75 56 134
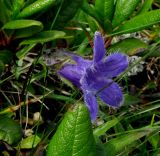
93 31 105 63
95 53 128 78
83 91 98 121
59 64 82 87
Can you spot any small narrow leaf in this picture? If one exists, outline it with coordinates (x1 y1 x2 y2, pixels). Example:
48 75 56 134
93 118 120 137
113 9 160 35
112 0 141 28
16 44 36 59
104 129 155 156
20 30 66 45
47 103 97 156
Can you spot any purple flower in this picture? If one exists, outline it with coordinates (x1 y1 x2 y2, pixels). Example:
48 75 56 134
59 32 128 120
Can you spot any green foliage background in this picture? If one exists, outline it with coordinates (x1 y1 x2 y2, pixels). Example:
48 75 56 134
0 0 160 155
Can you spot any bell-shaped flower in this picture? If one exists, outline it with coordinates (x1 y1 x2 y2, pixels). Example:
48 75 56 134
59 31 128 120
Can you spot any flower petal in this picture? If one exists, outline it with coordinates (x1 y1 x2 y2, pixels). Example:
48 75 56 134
97 80 123 108
95 53 128 78
81 68 123 108
83 91 98 121
93 31 105 63
59 64 82 87
59 54 91 87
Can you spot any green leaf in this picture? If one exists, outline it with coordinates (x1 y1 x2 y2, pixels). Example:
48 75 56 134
16 0 56 19
0 50 13 64
12 0 24 19
123 94 141 106
54 0 83 28
138 0 153 14
16 44 36 59
30 68 47 83
112 0 140 28
148 132 160 149
20 30 66 45
81 0 100 24
104 19 113 33
95 137 107 156
0 50 13 73
3 20 43 38
47 103 97 156
0 61 5 73
20 135 41 149
95 0 114 21
0 0 12 25
0 115 23 145
84 12 99 33
104 129 155 156
108 38 148 55
142 45 160 57
3 19 43 30
113 9 160 35
93 117 120 137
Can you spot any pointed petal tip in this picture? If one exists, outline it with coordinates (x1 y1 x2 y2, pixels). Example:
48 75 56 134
83 91 98 121
93 31 105 63
94 31 101 36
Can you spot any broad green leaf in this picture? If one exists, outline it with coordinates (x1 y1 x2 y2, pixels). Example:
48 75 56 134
104 129 155 156
3 20 43 38
20 30 66 45
3 19 43 30
93 117 120 137
138 0 153 14
47 103 97 156
108 38 148 55
0 115 23 145
20 135 41 149
95 0 114 21
16 0 56 19
113 9 160 35
112 0 141 28
54 0 83 29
